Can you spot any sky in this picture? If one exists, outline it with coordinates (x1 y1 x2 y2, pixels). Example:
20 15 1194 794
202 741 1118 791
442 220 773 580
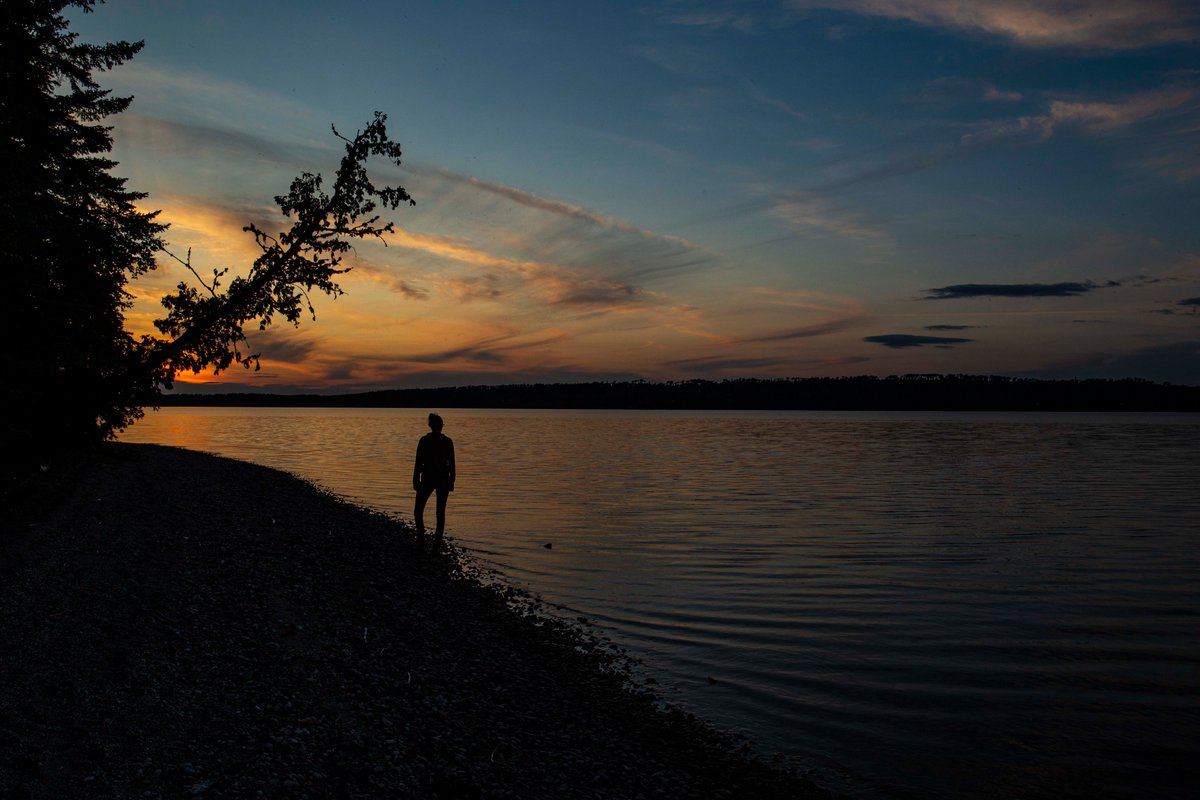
69 0 1200 391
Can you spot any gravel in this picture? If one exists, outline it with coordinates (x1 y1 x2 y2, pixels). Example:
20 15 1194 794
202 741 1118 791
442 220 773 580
1 442 829 799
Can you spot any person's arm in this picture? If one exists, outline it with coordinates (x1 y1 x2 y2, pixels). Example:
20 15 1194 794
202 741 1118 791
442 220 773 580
448 439 456 490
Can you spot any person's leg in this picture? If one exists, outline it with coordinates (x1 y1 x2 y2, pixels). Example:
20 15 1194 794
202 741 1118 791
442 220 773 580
433 487 449 543
414 485 434 539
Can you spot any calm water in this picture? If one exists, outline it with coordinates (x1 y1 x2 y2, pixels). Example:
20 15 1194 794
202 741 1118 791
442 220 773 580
121 407 1200 799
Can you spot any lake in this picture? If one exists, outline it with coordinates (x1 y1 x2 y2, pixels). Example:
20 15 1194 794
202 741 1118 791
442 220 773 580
120 407 1200 799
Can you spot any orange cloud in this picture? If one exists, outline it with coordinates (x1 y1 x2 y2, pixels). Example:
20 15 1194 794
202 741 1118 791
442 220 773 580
386 227 643 307
961 86 1200 147
789 1 1199 50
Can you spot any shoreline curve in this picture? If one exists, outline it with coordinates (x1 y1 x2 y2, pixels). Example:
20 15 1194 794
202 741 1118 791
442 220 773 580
1 442 829 799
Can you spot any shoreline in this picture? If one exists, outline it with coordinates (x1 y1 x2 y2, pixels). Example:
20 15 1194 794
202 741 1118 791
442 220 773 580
1 443 828 799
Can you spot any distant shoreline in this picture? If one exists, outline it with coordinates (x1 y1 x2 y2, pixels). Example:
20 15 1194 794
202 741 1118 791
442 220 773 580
158 375 1200 412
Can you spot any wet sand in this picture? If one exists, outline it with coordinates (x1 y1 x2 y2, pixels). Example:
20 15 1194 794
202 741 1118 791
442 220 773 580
1 442 827 799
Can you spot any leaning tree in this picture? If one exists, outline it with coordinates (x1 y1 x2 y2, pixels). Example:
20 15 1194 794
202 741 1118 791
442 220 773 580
139 112 414 398
3 0 414 468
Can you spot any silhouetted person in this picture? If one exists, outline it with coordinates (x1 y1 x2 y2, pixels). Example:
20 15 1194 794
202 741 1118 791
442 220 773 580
413 412 455 552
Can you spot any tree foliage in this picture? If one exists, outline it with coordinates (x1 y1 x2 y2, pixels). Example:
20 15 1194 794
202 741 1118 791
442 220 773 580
141 114 414 385
3 0 414 467
2 0 165 461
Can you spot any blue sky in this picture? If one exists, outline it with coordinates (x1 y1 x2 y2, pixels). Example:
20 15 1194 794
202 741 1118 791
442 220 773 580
71 0 1200 389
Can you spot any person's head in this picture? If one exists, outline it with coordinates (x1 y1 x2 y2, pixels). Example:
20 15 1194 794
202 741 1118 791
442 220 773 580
428 413 444 432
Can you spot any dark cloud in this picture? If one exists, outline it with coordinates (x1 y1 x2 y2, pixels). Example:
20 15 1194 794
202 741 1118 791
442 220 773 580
864 334 973 348
408 343 508 366
323 363 356 381
610 253 713 284
246 334 319 364
923 324 974 330
405 332 563 366
552 282 640 307
738 319 855 344
1179 297 1200 306
925 282 1109 299
345 258 429 300
447 274 502 301
386 279 429 300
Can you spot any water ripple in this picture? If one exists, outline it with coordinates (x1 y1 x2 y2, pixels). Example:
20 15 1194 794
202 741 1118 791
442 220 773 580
123 408 1200 800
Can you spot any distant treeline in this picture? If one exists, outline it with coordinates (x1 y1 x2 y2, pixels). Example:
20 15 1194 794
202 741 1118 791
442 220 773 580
158 375 1199 411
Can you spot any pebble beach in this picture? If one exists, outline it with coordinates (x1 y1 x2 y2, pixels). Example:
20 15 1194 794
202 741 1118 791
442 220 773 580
1 442 827 799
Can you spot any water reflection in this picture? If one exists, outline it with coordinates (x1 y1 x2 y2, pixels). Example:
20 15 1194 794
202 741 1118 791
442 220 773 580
122 408 1200 800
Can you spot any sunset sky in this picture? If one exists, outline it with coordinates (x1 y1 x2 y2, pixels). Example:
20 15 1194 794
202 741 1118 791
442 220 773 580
71 1 1200 390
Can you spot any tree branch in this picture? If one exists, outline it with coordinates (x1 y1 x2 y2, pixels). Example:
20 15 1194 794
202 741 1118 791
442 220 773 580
135 112 413 384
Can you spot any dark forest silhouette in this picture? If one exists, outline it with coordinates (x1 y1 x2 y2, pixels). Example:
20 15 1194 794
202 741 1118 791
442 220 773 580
157 375 1199 412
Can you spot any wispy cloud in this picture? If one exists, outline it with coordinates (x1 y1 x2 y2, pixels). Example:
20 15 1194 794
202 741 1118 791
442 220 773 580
636 42 725 78
924 324 975 330
773 192 888 240
964 87 1200 145
747 287 867 316
1047 91 1196 132
444 274 503 302
406 333 550 366
126 195 281 323
244 332 321 364
749 84 808 120
737 318 857 344
446 170 696 246
907 77 1023 105
813 86 1200 193
115 113 318 164
786 1 1200 50
124 118 709 312
108 61 316 121
864 333 973 348
662 9 759 33
346 256 430 300
398 163 714 291
385 227 644 308
1135 135 1200 183
791 136 842 152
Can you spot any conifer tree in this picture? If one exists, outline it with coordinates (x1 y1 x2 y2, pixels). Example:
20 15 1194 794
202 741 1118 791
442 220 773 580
2 0 165 463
